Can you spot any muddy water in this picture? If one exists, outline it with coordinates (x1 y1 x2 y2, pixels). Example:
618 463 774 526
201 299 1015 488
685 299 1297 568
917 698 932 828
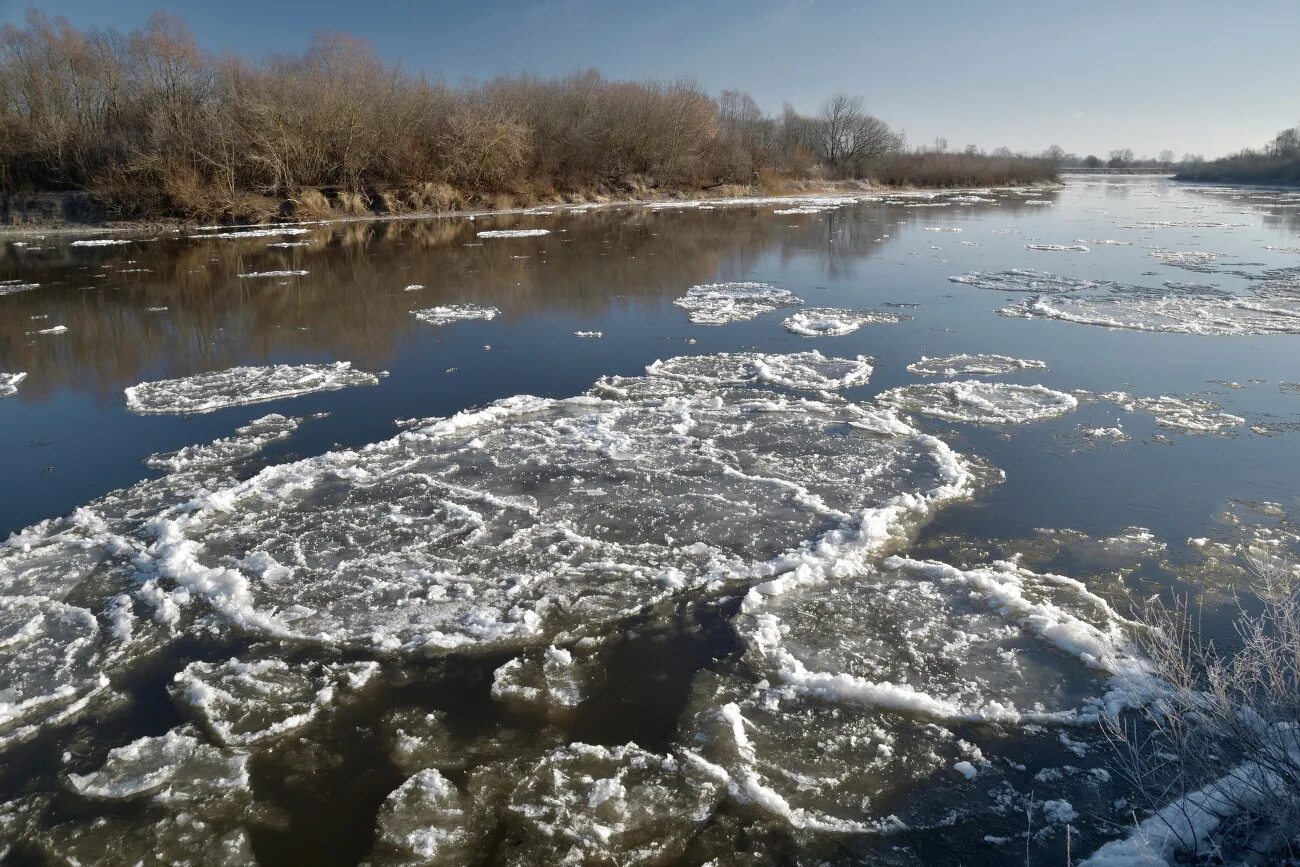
0 177 1298 865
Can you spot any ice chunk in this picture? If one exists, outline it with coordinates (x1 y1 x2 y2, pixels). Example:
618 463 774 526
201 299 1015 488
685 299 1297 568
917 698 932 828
1026 244 1089 252
1088 391 1245 434
949 269 1115 293
1004 293 1300 335
781 307 905 336
237 269 308 278
171 657 379 746
503 742 719 865
70 238 135 246
673 282 803 325
145 414 301 473
877 381 1077 425
573 330 603 337
907 354 1047 377
366 769 479 866
0 372 26 397
27 325 67 335
67 728 248 802
48 727 254 866
124 362 381 414
0 281 40 296
490 645 598 716
647 351 873 390
739 556 1152 726
191 227 309 239
411 304 500 326
475 229 550 238
0 598 111 751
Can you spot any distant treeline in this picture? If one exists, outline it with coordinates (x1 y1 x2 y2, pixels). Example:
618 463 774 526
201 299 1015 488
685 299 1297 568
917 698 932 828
0 11 1057 222
1174 125 1300 186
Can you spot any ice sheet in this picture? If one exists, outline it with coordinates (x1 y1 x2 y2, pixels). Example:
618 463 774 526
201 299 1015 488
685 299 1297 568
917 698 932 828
125 363 381 414
0 372 26 397
781 307 905 336
907 354 1047 377
877 381 1077 425
647 351 874 390
673 282 803 325
411 304 500 326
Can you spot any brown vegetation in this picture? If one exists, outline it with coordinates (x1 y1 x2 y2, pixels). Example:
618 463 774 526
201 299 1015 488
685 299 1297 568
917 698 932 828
0 10 1058 223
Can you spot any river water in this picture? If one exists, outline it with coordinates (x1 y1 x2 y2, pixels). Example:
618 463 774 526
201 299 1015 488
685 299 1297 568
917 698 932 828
0 176 1297 865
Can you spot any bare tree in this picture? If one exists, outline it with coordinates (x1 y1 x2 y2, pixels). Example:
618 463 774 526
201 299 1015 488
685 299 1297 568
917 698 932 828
817 93 897 177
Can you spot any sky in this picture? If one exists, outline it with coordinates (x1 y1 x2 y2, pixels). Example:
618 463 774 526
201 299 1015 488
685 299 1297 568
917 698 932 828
2 0 1297 159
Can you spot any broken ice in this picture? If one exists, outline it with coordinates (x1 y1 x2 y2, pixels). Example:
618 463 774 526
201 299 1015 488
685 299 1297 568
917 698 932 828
124 362 381 414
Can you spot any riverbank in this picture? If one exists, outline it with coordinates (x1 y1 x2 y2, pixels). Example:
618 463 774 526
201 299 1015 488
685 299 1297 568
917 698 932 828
0 178 1062 238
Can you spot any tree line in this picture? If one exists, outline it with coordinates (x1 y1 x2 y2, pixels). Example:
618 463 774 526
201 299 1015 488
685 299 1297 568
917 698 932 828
1173 124 1300 185
0 10 1057 222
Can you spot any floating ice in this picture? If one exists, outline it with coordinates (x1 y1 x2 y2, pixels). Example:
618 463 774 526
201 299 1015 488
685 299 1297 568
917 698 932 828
1002 293 1300 335
27 325 67 335
1088 391 1246 434
411 304 500 326
906 354 1047 377
1078 239 1132 246
475 229 550 238
877 381 1077 425
0 280 40 296
673 281 802 325
238 270 308 278
1026 244 1089 252
124 362 381 414
267 241 310 248
503 742 719 865
367 768 479 866
191 227 309 239
0 372 26 397
171 657 379 746
69 239 134 247
15 367 970 656
0 597 111 751
949 269 1115 293
739 555 1151 727
925 227 962 232
67 728 248 802
491 645 597 716
145 414 301 473
573 330 603 337
403 284 425 292
48 727 255 865
647 351 873 390
781 307 905 336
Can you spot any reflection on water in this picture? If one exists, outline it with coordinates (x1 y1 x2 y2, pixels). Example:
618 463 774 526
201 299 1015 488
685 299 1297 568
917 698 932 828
0 197 1054 400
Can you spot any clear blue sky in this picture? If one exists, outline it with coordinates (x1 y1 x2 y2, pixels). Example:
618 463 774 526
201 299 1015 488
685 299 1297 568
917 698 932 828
3 0 1296 159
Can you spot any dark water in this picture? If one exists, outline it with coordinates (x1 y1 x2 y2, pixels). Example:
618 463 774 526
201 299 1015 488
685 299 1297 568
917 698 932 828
1 177 1298 865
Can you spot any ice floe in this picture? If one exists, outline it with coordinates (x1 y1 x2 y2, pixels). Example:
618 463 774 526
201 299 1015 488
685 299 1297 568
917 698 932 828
237 269 308 278
0 372 26 397
646 350 873 390
171 657 379 746
124 362 381 414
0 597 112 751
8 365 973 658
27 325 67 335
877 381 1077 425
673 281 802 325
69 239 134 247
366 768 480 866
950 269 1115 293
1086 391 1246 434
0 280 41 296
411 304 500 326
475 229 550 238
781 307 905 336
906 354 1047 377
1002 292 1300 335
145 414 301 473
67 728 247 802
191 227 309 239
490 645 596 715
1026 244 1089 252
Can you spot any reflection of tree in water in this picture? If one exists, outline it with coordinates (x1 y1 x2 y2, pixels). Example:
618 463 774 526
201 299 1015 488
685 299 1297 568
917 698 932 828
0 199 1015 398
